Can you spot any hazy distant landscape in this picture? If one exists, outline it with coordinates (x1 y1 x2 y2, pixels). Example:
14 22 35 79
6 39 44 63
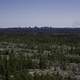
0 0 80 80
0 27 80 80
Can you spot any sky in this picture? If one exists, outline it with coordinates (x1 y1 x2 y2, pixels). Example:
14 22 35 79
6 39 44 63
0 0 80 28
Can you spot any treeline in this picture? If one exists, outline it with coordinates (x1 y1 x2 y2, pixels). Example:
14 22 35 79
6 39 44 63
0 27 80 45
0 27 80 34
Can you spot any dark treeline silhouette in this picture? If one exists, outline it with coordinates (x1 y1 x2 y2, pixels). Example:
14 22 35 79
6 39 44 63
0 27 80 44
0 27 80 34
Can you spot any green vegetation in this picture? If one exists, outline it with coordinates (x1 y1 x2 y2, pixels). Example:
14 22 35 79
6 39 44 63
0 28 80 80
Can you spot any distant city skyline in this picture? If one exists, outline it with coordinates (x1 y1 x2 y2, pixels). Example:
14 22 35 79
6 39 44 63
0 0 80 28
